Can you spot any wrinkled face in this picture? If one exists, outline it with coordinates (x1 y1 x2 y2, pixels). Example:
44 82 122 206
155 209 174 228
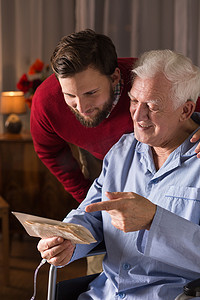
59 67 118 127
129 73 184 148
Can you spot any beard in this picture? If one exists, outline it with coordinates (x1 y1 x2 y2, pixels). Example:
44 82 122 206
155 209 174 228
69 88 115 128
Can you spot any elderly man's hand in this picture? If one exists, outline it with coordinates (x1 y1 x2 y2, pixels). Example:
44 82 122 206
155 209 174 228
37 237 75 266
86 192 156 232
191 129 200 158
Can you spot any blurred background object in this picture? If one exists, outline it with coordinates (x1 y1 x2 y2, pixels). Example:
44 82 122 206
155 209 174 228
0 91 26 133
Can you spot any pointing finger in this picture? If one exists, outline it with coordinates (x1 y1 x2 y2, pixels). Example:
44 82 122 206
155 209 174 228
85 199 119 213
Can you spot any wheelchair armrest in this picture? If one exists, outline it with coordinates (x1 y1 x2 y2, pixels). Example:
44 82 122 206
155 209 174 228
86 240 106 257
47 265 57 300
47 241 106 300
184 278 200 297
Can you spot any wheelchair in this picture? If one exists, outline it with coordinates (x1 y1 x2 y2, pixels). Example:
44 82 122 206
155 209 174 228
47 241 105 300
47 241 200 300
175 280 200 299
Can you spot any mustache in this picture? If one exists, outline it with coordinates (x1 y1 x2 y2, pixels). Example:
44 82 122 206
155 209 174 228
68 87 115 127
69 101 114 128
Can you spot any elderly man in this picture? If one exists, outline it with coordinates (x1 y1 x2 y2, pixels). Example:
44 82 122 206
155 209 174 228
38 50 200 299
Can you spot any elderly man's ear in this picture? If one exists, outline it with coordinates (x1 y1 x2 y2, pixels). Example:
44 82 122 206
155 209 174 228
179 100 196 121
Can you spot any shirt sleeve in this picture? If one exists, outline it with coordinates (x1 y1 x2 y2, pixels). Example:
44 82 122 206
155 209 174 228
137 206 200 274
30 90 91 203
63 176 104 262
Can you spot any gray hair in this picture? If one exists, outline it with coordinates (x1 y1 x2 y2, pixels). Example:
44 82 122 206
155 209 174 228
132 50 200 108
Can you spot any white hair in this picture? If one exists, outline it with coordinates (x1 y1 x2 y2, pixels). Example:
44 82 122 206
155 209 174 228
132 50 200 108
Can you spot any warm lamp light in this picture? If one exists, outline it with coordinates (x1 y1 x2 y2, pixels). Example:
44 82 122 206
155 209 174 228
0 91 27 133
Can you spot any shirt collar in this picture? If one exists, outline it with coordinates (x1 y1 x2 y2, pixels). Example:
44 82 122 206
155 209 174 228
106 77 124 118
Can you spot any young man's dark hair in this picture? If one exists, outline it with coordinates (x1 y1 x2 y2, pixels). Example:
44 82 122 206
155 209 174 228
51 29 118 77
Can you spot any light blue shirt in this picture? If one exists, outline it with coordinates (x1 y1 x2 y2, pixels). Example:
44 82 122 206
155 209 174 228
64 128 200 300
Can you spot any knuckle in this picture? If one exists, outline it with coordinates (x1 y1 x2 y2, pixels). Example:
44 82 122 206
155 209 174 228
37 239 46 251
37 243 41 252
49 247 58 257
50 256 60 266
42 252 48 260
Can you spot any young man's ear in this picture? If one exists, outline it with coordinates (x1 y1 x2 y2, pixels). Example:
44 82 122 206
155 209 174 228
110 68 121 88
180 100 196 121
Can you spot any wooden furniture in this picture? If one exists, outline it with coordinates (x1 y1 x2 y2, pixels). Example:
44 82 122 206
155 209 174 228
0 132 78 233
0 196 9 285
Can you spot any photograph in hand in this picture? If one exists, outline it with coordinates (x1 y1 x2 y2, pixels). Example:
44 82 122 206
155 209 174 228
12 211 97 244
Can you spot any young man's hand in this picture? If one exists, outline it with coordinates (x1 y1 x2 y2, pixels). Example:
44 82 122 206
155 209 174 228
190 129 200 158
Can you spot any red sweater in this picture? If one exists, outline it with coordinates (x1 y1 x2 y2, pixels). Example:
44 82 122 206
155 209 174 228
31 58 135 203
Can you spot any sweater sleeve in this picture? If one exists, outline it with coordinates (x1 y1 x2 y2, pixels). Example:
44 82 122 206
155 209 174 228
30 85 91 203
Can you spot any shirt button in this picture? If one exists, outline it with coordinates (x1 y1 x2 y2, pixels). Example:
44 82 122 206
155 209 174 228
123 263 131 270
118 292 126 299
